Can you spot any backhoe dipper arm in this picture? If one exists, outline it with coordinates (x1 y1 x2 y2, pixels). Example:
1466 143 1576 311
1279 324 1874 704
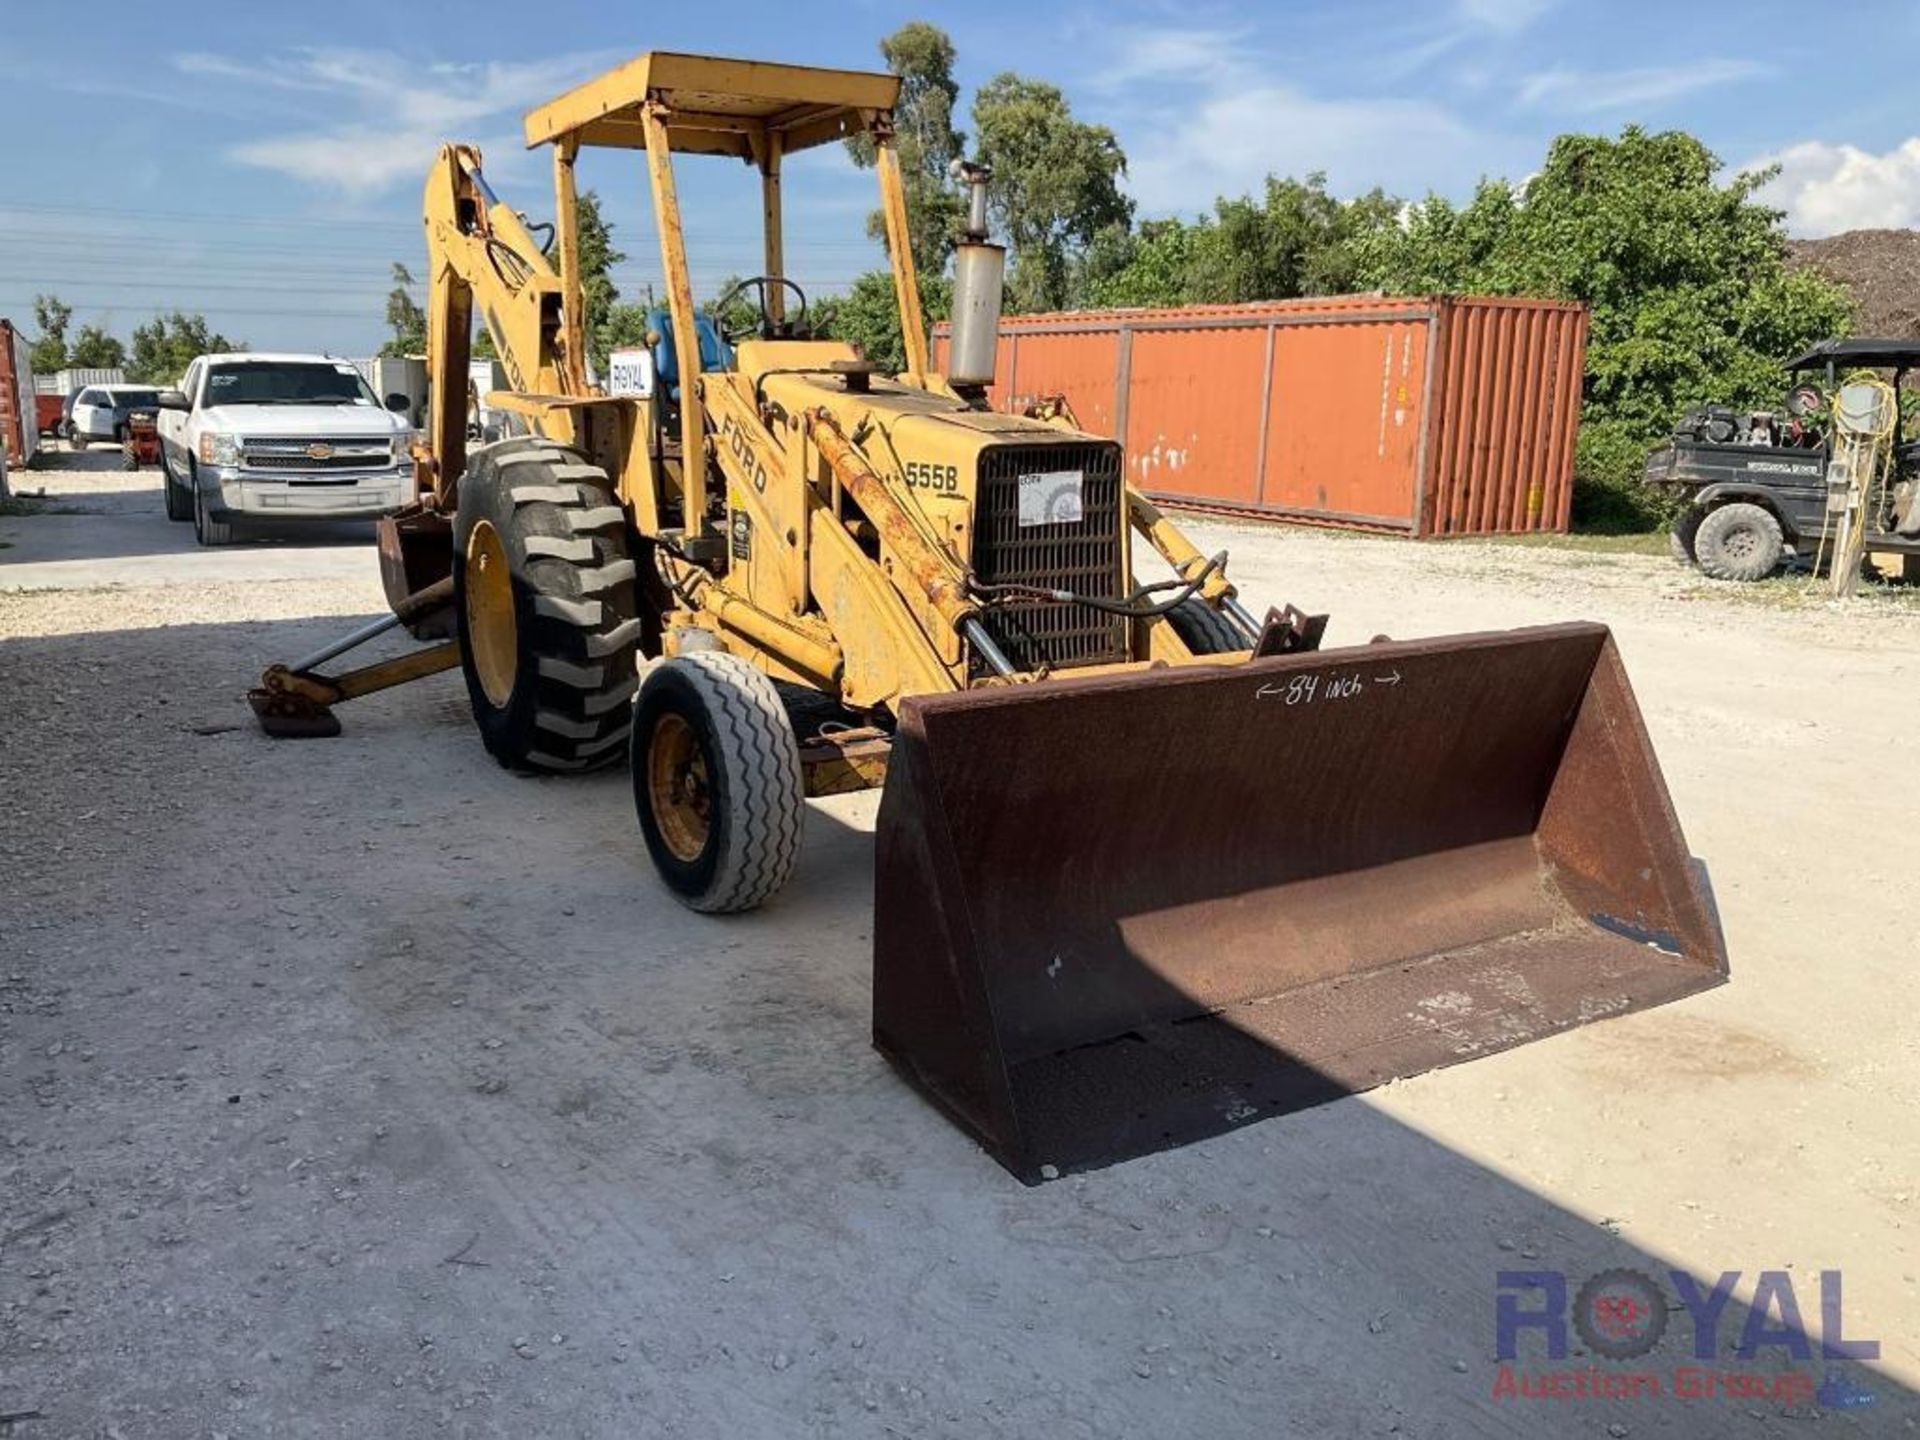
420 144 582 507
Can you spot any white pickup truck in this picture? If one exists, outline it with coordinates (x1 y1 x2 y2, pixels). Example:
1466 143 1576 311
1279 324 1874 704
156 352 417 546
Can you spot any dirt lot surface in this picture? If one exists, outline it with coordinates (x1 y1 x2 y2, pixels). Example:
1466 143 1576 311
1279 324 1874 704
3 455 1916 1437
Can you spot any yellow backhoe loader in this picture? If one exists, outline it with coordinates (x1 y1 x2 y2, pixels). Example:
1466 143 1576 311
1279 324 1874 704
251 50 1728 1181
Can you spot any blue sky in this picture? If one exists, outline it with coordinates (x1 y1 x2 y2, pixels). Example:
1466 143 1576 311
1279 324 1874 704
4 0 1917 357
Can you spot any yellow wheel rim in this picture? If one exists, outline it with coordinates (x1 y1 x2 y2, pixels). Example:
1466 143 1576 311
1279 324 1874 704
647 713 712 862
465 519 517 709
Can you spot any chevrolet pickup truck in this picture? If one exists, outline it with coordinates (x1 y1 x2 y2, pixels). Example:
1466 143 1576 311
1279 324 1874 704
156 352 417 545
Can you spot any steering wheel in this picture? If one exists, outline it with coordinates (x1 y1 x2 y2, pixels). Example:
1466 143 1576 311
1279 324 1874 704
1786 382 1824 419
714 275 809 342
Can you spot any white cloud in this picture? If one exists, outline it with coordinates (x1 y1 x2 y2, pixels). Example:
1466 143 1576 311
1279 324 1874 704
1517 59 1766 114
1127 84 1512 216
1087 26 1248 90
179 47 620 195
1750 138 1920 236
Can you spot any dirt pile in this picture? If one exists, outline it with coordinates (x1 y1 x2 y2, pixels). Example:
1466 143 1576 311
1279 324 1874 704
1789 228 1920 337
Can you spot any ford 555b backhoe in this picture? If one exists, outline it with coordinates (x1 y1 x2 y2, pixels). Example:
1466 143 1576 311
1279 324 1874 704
250 50 1727 1180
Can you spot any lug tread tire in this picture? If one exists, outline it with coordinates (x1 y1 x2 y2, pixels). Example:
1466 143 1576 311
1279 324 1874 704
634 652 804 914
585 618 644 657
1165 596 1247 654
494 447 569 471
524 534 596 562
454 437 640 771
1693 502 1784 582
533 594 605 626
538 656 606 688
567 505 627 533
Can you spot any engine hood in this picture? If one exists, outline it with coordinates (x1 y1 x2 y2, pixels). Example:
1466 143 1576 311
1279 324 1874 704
197 405 409 438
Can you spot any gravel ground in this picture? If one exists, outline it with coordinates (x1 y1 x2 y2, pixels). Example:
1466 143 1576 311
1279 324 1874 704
1 457 1916 1437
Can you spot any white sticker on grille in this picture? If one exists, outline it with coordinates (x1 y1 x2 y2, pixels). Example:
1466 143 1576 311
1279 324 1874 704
1017 470 1085 527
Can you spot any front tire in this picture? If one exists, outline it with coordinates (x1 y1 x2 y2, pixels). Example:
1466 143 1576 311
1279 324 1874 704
1693 502 1783 582
452 438 642 771
1164 596 1248 654
160 449 192 521
632 652 805 913
192 467 235 546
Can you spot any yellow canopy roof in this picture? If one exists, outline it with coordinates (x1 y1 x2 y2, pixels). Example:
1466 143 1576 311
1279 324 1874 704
522 51 901 161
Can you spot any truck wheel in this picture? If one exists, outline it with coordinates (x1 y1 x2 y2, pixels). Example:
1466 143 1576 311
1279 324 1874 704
1693 503 1783 582
1164 596 1248 654
1667 508 1704 565
160 450 192 521
453 438 641 772
631 651 804 913
192 468 235 546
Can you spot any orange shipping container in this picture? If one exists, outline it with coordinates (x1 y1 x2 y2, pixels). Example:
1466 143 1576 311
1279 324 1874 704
931 295 1588 536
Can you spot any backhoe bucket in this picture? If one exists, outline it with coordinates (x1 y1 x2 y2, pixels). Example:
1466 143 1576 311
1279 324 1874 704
873 622 1726 1182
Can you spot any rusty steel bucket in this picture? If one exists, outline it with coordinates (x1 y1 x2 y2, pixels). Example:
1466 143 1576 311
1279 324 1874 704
873 623 1727 1182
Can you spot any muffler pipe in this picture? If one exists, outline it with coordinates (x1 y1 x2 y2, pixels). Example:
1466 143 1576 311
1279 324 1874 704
945 160 1004 391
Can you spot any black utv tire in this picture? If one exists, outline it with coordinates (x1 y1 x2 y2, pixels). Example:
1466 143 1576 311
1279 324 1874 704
1692 502 1784 582
631 652 804 913
452 437 643 771
1164 596 1248 654
1668 507 1704 565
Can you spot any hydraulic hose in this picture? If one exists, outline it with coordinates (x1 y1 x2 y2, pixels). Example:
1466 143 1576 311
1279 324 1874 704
966 552 1228 619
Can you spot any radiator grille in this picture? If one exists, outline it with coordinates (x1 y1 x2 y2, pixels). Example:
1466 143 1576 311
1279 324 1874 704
242 437 393 472
972 442 1129 672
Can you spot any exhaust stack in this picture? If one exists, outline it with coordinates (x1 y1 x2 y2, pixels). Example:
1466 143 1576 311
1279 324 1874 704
946 160 1004 391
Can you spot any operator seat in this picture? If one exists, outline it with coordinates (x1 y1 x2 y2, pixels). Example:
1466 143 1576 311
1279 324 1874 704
646 307 733 400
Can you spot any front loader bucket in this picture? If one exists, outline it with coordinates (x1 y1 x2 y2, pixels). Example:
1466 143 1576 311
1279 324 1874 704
873 622 1726 1182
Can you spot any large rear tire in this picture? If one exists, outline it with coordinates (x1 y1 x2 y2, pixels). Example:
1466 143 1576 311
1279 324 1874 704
452 438 642 771
1164 596 1248 655
631 652 804 913
1693 502 1783 582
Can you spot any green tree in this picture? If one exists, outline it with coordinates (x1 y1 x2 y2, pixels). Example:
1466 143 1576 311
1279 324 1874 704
597 301 653 365
381 262 426 357
575 191 624 374
1351 128 1852 528
846 21 967 278
1077 177 1398 309
30 295 71 373
67 324 126 370
972 74 1131 312
814 271 952 374
128 312 237 385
